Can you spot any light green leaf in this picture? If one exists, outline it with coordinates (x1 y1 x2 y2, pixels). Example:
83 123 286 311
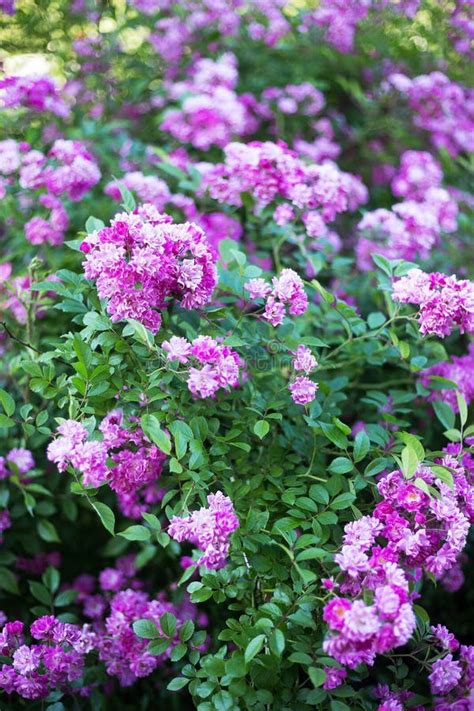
253 420 270 440
244 634 266 664
119 525 151 541
141 414 171 455
91 501 115 535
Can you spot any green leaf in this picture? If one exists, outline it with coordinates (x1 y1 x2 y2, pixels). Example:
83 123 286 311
85 215 105 233
170 643 187 661
167 677 189 691
54 589 78 606
431 465 454 488
432 401 455 430
308 667 327 688
0 567 19 594
253 420 270 440
328 457 353 474
268 629 285 657
353 429 370 462
37 520 60 543
179 620 195 642
119 525 151 541
367 311 385 329
160 612 176 637
444 428 462 442
73 335 92 370
457 392 468 427
91 501 115 535
396 432 425 461
133 619 159 639
0 415 14 428
0 389 15 417
141 512 161 530
141 414 171 455
168 420 193 460
401 445 420 479
244 634 266 664
414 477 430 496
29 581 51 606
330 492 355 510
42 566 60 594
118 183 136 212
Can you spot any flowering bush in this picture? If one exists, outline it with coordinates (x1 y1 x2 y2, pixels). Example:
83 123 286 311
0 0 473 709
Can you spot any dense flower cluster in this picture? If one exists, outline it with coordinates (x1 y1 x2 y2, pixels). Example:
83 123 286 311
392 268 474 337
387 71 474 156
168 491 239 569
1 0 473 706
162 335 244 399
356 150 457 268
80 204 217 333
323 452 473 668
245 268 308 327
0 75 70 117
288 345 319 406
144 0 290 65
201 140 367 226
428 626 473 706
0 617 94 700
420 343 474 410
448 0 474 60
306 0 419 53
46 411 167 518
0 446 34 477
258 83 325 121
0 557 205 700
0 138 100 245
160 54 257 149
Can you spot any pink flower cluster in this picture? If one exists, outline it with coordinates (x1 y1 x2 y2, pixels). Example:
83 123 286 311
387 71 474 156
245 268 308 326
392 268 474 338
305 0 419 53
0 0 15 14
0 617 95 700
70 558 205 687
80 204 217 333
258 83 325 119
42 139 101 201
307 0 371 53
146 1 290 67
0 447 35 477
201 140 367 224
0 138 100 246
46 411 167 518
356 150 458 268
391 150 443 201
168 491 239 569
160 54 257 149
428 626 473 706
323 453 473 668
420 343 474 410
448 0 474 60
294 118 341 164
289 345 319 406
162 335 244 399
0 558 206 699
0 75 70 118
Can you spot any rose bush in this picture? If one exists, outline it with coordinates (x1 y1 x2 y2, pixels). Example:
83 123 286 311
0 1 473 709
